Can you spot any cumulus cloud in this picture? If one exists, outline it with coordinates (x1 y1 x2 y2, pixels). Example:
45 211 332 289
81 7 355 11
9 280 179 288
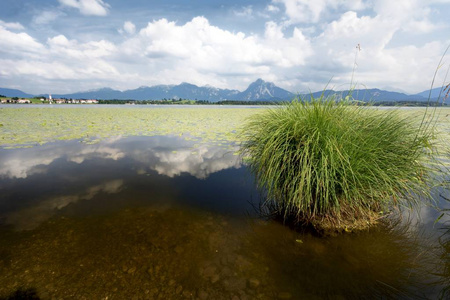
318 12 395 51
116 16 312 89
274 0 442 35
254 0 449 93
58 0 110 16
372 0 443 34
296 7 449 93
0 20 24 30
0 21 120 88
0 24 45 56
47 35 117 59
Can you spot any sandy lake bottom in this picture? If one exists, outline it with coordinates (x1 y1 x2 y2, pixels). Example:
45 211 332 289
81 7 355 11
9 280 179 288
0 106 449 299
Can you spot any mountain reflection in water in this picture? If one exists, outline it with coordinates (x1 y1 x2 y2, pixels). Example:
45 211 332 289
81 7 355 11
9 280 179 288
0 136 448 299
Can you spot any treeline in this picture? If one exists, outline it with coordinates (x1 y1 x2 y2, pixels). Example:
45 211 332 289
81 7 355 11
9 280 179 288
96 99 448 106
216 100 282 105
97 99 283 105
98 99 196 105
370 101 448 107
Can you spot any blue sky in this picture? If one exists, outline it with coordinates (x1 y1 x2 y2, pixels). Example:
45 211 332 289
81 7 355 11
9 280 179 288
1 0 450 95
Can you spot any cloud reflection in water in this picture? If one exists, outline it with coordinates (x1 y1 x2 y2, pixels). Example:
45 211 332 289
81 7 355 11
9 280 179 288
0 135 243 230
0 135 240 179
5 179 124 230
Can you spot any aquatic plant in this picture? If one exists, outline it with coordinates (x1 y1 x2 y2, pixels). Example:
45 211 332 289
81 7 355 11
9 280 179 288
0 107 259 149
241 95 437 232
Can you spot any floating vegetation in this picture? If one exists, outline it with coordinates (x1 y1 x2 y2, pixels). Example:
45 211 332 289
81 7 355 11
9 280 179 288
241 98 450 233
0 107 261 149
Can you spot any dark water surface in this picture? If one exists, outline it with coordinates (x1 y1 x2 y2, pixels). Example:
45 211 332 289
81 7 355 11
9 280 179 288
0 136 448 299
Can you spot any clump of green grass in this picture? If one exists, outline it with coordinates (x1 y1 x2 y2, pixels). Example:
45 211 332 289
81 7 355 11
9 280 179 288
241 95 436 233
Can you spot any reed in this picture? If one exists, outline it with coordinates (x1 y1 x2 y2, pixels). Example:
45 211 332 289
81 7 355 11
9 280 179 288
241 96 436 232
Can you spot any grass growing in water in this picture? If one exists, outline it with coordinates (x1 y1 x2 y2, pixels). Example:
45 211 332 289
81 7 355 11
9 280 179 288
241 96 436 233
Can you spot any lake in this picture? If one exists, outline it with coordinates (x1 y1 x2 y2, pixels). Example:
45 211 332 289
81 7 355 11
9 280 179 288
0 106 449 299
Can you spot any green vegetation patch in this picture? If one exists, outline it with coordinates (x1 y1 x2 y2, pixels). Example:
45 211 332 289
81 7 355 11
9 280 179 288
241 98 448 233
0 107 261 149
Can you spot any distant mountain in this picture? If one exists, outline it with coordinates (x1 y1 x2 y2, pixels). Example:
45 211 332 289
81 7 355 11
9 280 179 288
50 80 292 101
415 86 449 100
0 87 33 98
302 88 427 102
343 88 426 102
236 79 295 101
120 83 240 101
2 80 446 102
53 88 122 100
53 83 242 101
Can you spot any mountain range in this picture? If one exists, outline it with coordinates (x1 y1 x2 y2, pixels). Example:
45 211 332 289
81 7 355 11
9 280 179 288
0 79 446 102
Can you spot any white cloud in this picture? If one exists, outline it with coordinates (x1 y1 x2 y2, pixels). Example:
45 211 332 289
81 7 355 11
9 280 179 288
47 35 117 59
118 17 312 89
301 8 450 93
279 0 327 23
0 24 45 56
58 0 110 16
0 20 24 30
0 31 119 83
274 0 444 35
319 12 395 50
33 9 66 25
0 23 124 93
372 0 439 33
266 5 281 13
122 21 136 35
252 0 447 93
233 6 253 18
0 32 119 82
273 0 367 24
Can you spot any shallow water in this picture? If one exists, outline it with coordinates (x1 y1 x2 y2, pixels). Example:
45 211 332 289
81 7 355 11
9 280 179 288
0 135 448 299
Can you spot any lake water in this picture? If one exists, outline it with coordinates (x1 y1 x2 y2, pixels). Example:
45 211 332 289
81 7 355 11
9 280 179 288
0 134 448 299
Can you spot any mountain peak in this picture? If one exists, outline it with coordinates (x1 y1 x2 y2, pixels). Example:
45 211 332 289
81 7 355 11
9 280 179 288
85 87 114 92
238 79 293 101
179 82 197 87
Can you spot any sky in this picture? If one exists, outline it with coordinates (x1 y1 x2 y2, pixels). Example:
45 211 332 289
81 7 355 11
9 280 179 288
1 0 450 95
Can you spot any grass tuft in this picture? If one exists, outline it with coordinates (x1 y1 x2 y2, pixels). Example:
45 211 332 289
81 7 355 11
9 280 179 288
241 95 436 233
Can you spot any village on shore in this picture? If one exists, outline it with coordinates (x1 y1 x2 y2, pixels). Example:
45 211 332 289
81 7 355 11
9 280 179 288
0 94 99 105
